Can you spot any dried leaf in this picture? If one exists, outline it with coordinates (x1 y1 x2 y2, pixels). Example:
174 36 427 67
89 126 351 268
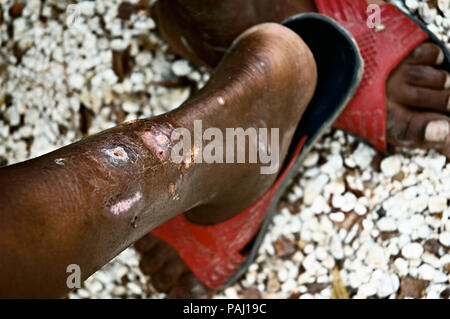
400 277 428 299
240 287 262 299
424 239 441 256
288 291 301 299
338 211 362 231
305 282 329 294
118 2 136 20
273 236 296 258
0 157 8 168
267 274 280 293
370 153 383 172
380 231 400 241
444 263 450 274
392 170 405 182
12 42 28 65
331 268 349 299
138 34 157 52
112 45 134 82
79 103 92 136
136 0 151 9
9 2 24 19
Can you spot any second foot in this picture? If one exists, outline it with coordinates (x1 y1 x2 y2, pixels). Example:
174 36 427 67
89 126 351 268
386 43 450 156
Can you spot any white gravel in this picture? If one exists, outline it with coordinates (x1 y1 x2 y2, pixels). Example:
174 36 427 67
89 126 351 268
0 0 449 299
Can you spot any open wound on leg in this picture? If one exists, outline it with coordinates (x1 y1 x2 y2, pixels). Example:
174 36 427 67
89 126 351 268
102 146 129 162
137 123 175 161
101 143 139 166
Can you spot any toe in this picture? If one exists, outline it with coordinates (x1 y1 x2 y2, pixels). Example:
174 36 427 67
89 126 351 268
139 242 178 275
387 101 450 156
151 255 188 293
166 273 213 299
406 43 444 65
396 85 450 112
406 65 450 90
134 234 159 253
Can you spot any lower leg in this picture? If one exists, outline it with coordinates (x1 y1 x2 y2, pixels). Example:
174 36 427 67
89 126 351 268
0 23 316 298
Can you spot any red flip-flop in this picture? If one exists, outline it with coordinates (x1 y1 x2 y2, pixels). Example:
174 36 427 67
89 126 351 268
316 0 450 151
150 13 364 290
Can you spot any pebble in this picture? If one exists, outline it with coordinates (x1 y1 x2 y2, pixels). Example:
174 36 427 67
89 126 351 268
353 143 376 169
303 152 319 167
329 212 345 223
357 284 377 298
341 192 357 212
78 1 96 16
405 0 419 10
354 203 367 216
68 73 85 90
418 264 436 281
428 196 448 213
366 245 388 268
377 217 397 232
171 60 192 77
122 101 140 113
113 286 126 296
394 258 409 276
439 231 450 247
419 4 438 24
303 174 329 205
127 282 142 295
136 52 152 66
401 243 424 259
6 107 20 126
381 156 402 177
77 288 90 299
438 0 450 12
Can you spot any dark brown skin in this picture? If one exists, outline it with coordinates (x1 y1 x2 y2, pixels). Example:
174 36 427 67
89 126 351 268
137 0 450 298
0 23 317 298
154 0 317 67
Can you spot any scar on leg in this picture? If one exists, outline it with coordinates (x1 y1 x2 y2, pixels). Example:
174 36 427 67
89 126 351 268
109 192 142 216
168 183 176 197
123 119 138 126
102 146 130 165
54 158 65 166
217 96 225 105
131 215 138 228
168 182 180 200
137 123 174 161
180 145 201 175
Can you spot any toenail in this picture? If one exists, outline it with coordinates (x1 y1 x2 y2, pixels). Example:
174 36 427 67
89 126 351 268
137 123 174 161
436 50 445 65
445 74 450 90
425 120 449 142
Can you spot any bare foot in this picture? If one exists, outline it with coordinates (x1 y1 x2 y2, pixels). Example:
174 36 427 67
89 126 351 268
135 23 317 298
386 43 450 156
